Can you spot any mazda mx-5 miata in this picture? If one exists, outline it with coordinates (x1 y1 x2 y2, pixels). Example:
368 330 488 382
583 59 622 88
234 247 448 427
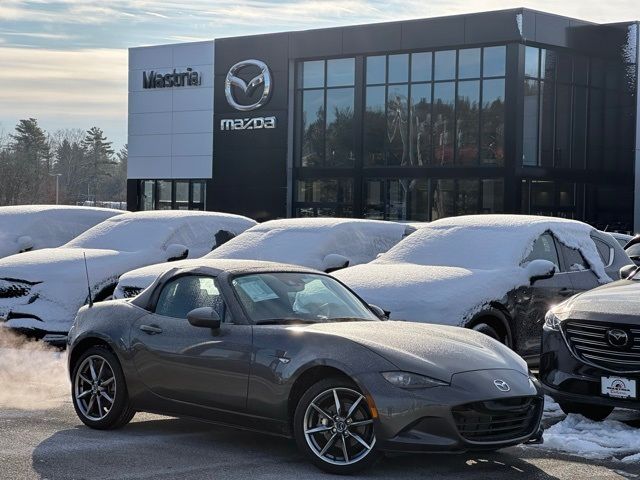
68 259 543 474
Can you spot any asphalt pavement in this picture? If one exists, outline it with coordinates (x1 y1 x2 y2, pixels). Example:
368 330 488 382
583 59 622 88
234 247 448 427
1 401 639 480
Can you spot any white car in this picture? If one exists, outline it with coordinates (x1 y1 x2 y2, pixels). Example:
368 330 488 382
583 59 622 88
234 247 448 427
333 215 631 362
0 205 122 259
0 210 256 342
114 217 414 299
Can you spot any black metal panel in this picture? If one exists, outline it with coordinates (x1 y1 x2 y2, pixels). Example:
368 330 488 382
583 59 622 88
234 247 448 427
342 22 402 55
126 179 138 211
464 10 523 44
400 16 465 50
215 33 290 73
289 27 344 59
532 12 572 48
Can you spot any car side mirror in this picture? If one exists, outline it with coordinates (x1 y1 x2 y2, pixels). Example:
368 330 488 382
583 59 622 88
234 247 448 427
526 259 556 284
187 307 221 329
369 304 388 319
166 243 189 261
620 264 637 280
17 235 33 253
322 254 350 273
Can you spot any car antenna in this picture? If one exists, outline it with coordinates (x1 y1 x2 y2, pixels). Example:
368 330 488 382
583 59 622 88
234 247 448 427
83 252 93 308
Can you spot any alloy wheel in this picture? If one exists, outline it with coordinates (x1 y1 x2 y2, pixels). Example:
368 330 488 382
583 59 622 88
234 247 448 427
74 355 116 421
303 387 376 466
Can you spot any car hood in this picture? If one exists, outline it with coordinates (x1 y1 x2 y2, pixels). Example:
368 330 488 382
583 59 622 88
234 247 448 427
301 320 528 382
554 280 640 321
333 263 530 326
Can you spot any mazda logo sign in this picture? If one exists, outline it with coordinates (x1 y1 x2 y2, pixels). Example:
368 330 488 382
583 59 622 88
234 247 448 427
494 379 511 392
225 59 272 111
607 328 629 347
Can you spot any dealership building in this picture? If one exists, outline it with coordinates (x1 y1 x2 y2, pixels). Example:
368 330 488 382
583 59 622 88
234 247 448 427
127 8 640 231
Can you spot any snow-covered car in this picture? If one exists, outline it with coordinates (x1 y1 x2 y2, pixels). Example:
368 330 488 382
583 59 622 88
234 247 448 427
113 218 414 299
333 215 633 363
607 231 634 248
0 205 122 259
0 210 256 343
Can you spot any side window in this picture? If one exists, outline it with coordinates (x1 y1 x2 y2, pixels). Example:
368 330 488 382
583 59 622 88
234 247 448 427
155 275 229 321
524 233 560 270
592 236 612 267
559 244 590 272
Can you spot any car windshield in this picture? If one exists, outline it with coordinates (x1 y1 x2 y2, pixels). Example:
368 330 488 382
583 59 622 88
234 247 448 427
231 272 378 324
65 217 173 251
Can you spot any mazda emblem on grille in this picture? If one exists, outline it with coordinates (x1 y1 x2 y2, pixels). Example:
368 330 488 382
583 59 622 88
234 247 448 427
493 379 511 392
607 328 629 347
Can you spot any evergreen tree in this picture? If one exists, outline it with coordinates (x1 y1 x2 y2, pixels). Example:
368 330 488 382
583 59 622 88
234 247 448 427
81 127 116 203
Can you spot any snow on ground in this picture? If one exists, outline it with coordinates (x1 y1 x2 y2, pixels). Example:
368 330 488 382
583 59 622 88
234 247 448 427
535 396 640 463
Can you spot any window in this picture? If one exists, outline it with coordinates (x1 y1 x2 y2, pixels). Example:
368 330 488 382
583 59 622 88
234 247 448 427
559 244 589 272
155 275 228 320
592 237 612 267
138 180 206 211
295 178 353 217
364 178 429 221
297 58 355 168
524 233 560 269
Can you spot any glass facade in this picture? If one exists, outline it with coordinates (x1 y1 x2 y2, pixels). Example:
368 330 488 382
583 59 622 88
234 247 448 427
293 39 635 230
138 180 206 211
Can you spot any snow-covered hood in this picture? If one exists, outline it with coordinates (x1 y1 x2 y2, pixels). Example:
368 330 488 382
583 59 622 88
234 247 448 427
334 262 531 325
0 247 167 332
301 321 528 381
552 280 640 319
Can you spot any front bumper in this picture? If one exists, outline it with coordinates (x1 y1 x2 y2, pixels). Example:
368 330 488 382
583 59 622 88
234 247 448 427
539 325 640 410
357 368 543 453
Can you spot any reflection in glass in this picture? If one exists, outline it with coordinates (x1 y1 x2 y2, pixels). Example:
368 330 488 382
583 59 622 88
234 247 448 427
457 179 479 214
303 61 324 88
411 52 432 82
458 48 481 79
175 181 189 202
531 181 554 207
456 80 480 165
431 179 455 220
327 58 355 87
481 79 505 165
365 178 428 221
301 90 325 166
524 46 539 78
483 46 506 77
434 50 456 80
296 179 353 203
386 84 409 165
410 83 431 166
388 54 409 83
325 88 355 167
432 82 455 165
364 86 385 165
158 181 172 210
481 179 504 213
523 79 539 166
141 180 154 210
367 56 386 84
540 81 555 167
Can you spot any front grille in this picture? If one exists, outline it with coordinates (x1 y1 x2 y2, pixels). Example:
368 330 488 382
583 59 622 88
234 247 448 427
562 320 640 373
452 397 541 443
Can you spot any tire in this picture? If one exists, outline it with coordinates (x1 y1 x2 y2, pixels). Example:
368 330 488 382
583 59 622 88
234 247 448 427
558 401 614 421
472 322 502 343
71 346 135 430
293 377 381 474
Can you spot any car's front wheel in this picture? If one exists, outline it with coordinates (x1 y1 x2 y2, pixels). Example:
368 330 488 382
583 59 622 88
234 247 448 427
71 346 135 430
293 377 380 474
558 401 614 421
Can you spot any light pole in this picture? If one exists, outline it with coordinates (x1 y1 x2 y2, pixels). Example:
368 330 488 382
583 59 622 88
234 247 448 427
49 173 62 205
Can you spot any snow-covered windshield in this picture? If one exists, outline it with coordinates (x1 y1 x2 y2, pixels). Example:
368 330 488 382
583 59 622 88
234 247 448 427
377 224 534 270
232 273 378 324
65 217 174 251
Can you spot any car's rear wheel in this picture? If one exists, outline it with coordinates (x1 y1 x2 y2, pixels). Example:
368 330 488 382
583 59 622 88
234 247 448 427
558 401 614 421
71 346 135 430
293 377 380 474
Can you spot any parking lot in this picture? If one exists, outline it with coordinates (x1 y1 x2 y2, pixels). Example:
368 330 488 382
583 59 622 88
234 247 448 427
0 401 638 480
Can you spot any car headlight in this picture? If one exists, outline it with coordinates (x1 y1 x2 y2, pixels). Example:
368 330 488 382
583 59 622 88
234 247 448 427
381 371 449 389
544 311 562 331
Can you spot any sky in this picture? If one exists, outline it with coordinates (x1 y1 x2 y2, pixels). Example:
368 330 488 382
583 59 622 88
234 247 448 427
1 0 640 149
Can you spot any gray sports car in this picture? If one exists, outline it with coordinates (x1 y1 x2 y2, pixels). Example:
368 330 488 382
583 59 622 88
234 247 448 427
68 259 543 474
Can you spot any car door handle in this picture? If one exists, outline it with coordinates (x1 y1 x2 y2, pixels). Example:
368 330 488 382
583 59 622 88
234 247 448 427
139 324 163 335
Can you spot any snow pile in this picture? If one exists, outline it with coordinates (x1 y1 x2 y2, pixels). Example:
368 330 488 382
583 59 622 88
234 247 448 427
114 218 409 298
542 395 565 420
0 211 256 332
0 205 121 259
334 215 608 325
537 412 640 462
0 328 68 410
